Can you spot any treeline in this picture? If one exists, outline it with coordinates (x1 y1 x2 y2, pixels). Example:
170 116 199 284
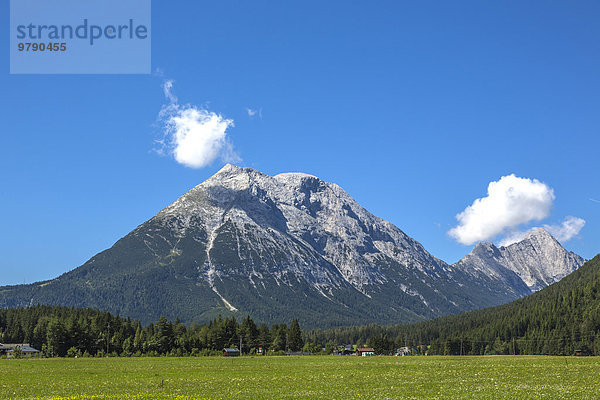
0 306 305 357
307 255 600 356
3 255 599 357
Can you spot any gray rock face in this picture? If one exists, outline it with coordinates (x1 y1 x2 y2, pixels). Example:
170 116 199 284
453 242 533 298
157 164 450 297
454 228 585 293
497 228 585 291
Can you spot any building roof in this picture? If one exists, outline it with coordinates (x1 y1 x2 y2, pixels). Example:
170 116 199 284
9 346 39 353
0 343 40 352
357 348 375 352
223 348 240 352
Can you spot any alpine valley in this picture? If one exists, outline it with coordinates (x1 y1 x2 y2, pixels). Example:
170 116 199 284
0 165 585 328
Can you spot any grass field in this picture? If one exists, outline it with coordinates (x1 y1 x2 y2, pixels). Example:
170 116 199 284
1 355 599 399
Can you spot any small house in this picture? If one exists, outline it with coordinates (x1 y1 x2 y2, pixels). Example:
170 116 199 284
0 343 40 358
357 347 375 357
223 348 240 357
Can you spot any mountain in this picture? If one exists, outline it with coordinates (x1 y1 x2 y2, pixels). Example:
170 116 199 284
0 165 584 328
496 228 585 291
453 228 585 293
452 242 533 298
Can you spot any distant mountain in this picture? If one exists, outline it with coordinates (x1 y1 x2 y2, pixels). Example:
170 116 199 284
0 165 585 328
454 228 585 293
496 228 585 291
452 242 533 298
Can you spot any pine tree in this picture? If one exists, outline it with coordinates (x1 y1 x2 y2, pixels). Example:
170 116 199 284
288 319 303 352
239 316 258 353
257 323 271 353
271 324 287 351
46 318 67 357
155 316 174 354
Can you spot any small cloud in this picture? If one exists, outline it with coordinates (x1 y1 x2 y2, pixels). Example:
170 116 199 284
590 198 600 204
246 107 262 119
448 174 555 245
164 107 234 168
162 80 178 104
544 216 585 243
156 81 239 169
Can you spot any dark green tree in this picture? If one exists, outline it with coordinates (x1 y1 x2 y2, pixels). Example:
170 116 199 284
155 316 174 354
46 318 67 357
239 315 258 353
288 319 303 352
257 323 271 353
271 323 287 351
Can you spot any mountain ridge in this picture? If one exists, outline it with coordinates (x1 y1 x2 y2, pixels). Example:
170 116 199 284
0 164 585 328
453 227 584 295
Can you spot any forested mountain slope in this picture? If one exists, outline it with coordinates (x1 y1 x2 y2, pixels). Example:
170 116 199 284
307 255 600 355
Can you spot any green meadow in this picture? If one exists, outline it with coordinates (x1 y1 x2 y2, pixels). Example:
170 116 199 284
1 356 599 399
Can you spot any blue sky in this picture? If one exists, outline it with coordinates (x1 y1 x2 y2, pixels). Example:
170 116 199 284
1 1 599 285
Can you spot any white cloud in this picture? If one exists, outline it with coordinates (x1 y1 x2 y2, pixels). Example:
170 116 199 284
162 80 178 104
544 216 585 243
448 174 555 245
165 107 235 168
157 81 239 168
246 107 262 119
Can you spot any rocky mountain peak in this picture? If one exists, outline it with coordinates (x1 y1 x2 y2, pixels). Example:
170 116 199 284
471 241 501 257
216 162 242 174
503 227 557 248
456 228 585 293
525 227 554 240
498 229 584 291
205 164 266 187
